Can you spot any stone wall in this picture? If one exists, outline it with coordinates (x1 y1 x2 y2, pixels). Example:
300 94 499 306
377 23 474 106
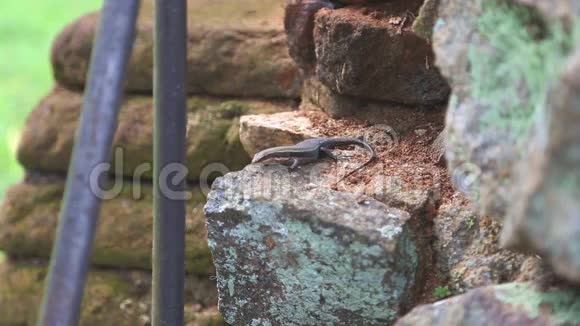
402 0 580 324
0 0 298 324
2 0 580 325
204 0 580 325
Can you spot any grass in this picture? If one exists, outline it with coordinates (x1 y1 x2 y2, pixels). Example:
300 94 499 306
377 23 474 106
432 285 452 299
0 0 102 198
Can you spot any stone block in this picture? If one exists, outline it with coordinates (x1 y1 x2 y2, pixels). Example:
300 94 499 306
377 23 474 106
17 87 295 180
0 177 212 274
204 164 428 325
52 0 301 98
314 3 450 105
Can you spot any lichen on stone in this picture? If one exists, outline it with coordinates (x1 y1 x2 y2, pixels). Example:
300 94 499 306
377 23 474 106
412 0 440 40
494 283 580 324
205 165 424 325
470 0 580 142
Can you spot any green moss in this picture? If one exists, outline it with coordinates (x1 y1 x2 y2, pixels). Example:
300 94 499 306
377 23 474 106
412 0 440 40
1 262 134 325
187 97 220 113
495 283 580 324
90 241 212 276
470 0 580 143
0 181 213 275
217 101 246 119
466 217 476 229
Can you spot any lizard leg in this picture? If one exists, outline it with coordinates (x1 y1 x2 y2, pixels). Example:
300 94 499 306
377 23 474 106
320 147 339 161
289 157 318 170
289 159 300 170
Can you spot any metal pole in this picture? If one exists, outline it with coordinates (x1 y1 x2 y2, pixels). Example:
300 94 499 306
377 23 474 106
37 1 141 325
153 0 188 325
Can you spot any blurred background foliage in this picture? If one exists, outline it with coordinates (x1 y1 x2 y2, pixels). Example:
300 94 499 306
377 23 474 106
0 1 102 198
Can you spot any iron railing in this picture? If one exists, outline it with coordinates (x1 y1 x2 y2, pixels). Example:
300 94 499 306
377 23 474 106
38 0 189 325
153 0 188 324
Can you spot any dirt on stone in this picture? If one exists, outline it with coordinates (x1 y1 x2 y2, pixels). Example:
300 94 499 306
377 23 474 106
295 110 464 308
326 0 426 27
297 110 455 204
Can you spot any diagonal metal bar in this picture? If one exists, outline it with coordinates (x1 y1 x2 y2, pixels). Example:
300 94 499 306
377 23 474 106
37 1 141 325
152 0 188 324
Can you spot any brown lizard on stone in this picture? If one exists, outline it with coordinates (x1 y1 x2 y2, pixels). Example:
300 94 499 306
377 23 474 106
252 137 377 185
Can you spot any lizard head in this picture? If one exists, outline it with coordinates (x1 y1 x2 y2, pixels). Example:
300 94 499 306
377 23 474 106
252 147 280 163
251 145 296 163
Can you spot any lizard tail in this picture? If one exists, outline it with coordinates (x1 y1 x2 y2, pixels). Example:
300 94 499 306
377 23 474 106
334 155 376 186
332 138 377 186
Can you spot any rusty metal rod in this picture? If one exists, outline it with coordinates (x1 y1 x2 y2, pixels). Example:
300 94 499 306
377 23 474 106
37 1 141 325
152 0 188 324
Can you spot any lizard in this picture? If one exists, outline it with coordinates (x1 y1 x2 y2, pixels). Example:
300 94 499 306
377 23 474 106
251 137 376 184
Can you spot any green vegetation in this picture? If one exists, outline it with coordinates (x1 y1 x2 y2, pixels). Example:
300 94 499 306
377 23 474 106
0 1 102 198
470 0 580 141
466 217 476 229
433 285 452 299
